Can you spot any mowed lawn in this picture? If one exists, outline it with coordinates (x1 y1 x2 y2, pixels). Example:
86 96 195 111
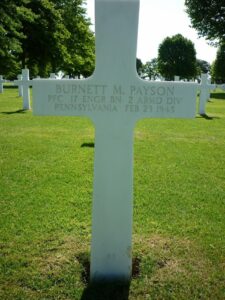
0 87 224 299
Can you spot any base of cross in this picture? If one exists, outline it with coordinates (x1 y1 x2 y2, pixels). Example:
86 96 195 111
90 119 134 282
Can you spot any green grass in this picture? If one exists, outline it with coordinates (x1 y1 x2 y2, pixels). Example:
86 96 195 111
0 88 225 299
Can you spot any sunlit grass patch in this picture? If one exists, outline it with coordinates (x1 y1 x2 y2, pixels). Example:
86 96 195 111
0 88 225 299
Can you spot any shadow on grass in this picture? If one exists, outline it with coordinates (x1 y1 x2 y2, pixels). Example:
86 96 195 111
81 142 95 148
80 281 130 300
77 252 141 300
210 92 225 100
1 109 27 115
3 85 17 89
197 113 220 120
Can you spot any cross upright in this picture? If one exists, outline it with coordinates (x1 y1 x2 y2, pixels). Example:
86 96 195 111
17 74 23 97
0 75 6 93
198 73 216 115
50 73 57 79
14 69 31 110
33 0 198 282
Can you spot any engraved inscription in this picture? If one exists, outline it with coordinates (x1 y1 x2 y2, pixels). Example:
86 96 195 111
56 84 107 95
46 83 184 114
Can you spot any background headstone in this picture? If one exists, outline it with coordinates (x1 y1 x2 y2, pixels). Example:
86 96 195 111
22 69 31 110
50 73 56 79
174 75 180 81
0 75 6 93
14 69 31 110
199 74 216 115
207 78 216 101
217 84 225 91
17 75 23 97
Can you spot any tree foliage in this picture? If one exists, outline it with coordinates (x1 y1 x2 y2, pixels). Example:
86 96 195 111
211 43 225 83
142 58 159 80
136 58 143 77
0 0 95 79
0 0 34 78
196 59 211 76
21 0 71 77
157 34 197 81
55 0 95 78
185 0 225 44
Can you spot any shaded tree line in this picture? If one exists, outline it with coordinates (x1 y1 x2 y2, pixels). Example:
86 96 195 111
211 44 225 83
185 0 225 83
0 0 95 79
137 34 211 81
138 1 225 83
1 0 224 83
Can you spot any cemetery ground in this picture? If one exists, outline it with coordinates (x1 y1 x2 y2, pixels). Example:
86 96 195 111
0 87 224 300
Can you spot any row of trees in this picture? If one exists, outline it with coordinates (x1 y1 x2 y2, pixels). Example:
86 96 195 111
1 0 224 82
136 34 211 81
185 0 225 83
211 44 225 83
0 0 95 79
137 0 225 83
138 40 225 83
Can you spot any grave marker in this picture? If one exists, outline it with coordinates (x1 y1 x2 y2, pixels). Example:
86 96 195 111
50 73 57 79
14 69 31 110
17 75 23 97
199 74 216 115
217 84 225 91
32 0 198 282
207 78 216 101
174 75 180 81
0 75 6 93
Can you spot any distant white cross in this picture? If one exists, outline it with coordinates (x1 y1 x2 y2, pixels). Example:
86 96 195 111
50 73 57 79
14 69 31 110
0 75 6 93
207 78 216 101
32 0 198 282
199 74 216 115
217 84 225 91
16 74 23 97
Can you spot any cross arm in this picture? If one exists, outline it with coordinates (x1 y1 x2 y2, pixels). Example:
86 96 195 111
32 77 198 122
14 80 32 87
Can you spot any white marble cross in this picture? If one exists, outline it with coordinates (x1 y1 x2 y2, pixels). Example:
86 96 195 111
207 78 216 101
217 84 225 91
14 69 31 110
0 75 6 93
50 73 57 79
32 0 198 282
199 74 216 115
16 74 23 97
